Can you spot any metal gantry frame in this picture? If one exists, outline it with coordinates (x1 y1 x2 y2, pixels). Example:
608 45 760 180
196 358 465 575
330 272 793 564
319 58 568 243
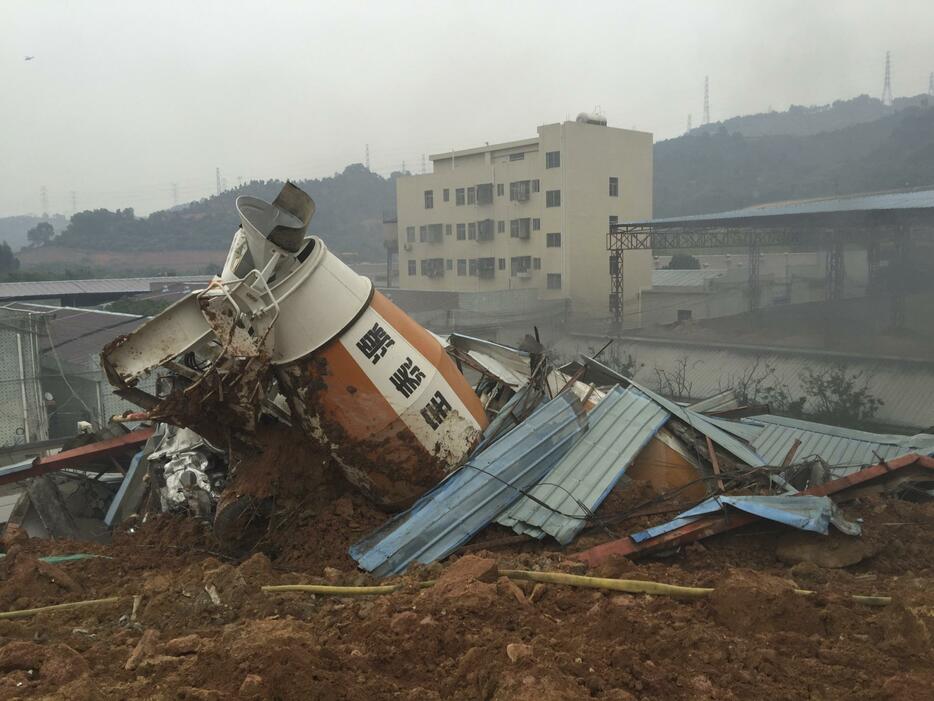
607 215 920 328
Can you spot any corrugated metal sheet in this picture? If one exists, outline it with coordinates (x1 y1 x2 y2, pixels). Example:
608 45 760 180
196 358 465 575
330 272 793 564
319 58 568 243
734 415 934 472
350 393 587 577
631 494 858 542
687 388 743 414
625 189 934 227
651 269 727 287
496 386 669 544
581 357 767 467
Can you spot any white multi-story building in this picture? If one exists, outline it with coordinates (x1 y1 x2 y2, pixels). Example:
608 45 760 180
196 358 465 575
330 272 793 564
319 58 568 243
392 117 653 320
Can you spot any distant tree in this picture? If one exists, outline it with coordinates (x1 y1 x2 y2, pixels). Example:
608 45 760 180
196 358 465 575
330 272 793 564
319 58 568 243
799 365 883 426
26 221 54 247
666 253 701 270
0 242 21 275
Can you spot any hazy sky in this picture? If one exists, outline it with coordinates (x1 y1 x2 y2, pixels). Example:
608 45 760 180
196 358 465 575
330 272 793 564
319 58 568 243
2 0 933 217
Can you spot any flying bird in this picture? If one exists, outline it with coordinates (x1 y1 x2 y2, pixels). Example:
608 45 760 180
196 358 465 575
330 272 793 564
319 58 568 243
25 56 35 61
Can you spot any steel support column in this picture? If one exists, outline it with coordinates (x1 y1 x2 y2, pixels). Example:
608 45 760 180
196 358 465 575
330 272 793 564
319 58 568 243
825 237 845 301
747 239 761 312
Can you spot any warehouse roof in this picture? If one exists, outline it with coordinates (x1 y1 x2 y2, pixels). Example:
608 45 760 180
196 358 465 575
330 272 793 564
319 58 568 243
624 189 934 228
0 276 211 302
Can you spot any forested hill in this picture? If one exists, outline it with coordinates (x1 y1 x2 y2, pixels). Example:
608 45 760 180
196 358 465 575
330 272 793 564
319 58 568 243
50 165 396 260
655 99 934 218
689 93 931 138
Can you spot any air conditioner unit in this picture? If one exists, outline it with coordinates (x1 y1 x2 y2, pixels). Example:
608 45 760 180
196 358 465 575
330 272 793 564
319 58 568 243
403 243 412 251
517 271 531 279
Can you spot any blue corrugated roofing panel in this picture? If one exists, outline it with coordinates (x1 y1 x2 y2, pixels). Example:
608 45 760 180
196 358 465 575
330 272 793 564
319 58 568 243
496 386 669 544
581 356 767 467
349 393 587 577
625 189 934 227
739 415 934 473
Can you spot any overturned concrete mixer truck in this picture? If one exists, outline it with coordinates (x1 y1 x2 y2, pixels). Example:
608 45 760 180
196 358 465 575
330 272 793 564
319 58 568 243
101 183 489 515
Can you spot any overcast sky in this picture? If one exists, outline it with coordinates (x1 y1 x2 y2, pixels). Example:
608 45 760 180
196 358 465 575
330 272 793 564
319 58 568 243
2 0 933 217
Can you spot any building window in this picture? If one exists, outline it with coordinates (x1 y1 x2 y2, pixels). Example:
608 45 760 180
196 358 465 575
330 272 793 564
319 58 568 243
546 232 561 248
510 218 531 239
467 187 476 205
497 220 505 234
420 258 444 277
419 225 427 243
424 190 434 209
510 256 532 276
547 273 562 289
427 223 443 242
546 190 561 208
609 177 619 197
533 257 541 270
468 259 477 276
467 222 476 240
497 183 505 196
609 215 618 228
532 218 540 231
476 183 493 205
545 151 560 168
456 188 465 206
456 223 466 240
531 179 540 193
457 259 467 276
407 260 416 276
509 180 531 202
445 224 452 236
509 152 525 161
477 219 494 241
406 226 415 243
477 257 495 278
498 258 505 270
443 188 450 202
446 258 453 270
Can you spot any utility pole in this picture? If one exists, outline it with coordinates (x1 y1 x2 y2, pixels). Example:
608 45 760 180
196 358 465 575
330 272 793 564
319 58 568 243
40 186 48 218
365 144 371 170
172 183 179 206
881 51 893 106
401 160 406 174
703 76 710 125
215 167 222 195
686 114 692 133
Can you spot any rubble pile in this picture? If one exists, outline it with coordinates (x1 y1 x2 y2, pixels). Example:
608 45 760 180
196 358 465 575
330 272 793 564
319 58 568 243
2 184 933 698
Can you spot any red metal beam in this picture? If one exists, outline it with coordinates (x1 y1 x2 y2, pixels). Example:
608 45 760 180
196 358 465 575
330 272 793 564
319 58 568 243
573 453 934 567
0 427 154 487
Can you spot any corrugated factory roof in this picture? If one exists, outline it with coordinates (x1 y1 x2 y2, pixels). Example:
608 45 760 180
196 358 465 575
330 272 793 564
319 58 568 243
350 393 587 577
723 414 934 472
496 386 669 544
625 189 934 227
651 269 727 287
0 276 212 302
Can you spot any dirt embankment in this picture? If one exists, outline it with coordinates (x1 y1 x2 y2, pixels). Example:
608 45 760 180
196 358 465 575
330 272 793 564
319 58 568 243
1 490 933 700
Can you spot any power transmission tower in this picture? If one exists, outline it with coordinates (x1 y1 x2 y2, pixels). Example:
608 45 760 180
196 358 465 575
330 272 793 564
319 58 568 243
686 114 692 133
365 144 370 170
881 51 893 106
70 190 76 213
40 186 48 217
703 76 710 124
172 183 179 206
215 167 221 195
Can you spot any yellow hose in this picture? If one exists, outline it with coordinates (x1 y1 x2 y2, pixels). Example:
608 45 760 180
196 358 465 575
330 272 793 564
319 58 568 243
500 569 714 599
0 596 122 620
262 570 891 606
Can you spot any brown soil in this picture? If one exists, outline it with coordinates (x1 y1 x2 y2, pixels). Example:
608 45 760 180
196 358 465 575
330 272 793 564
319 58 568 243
1 494 933 700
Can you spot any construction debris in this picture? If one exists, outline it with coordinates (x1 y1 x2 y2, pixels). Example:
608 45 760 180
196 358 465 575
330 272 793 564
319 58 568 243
2 184 934 698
